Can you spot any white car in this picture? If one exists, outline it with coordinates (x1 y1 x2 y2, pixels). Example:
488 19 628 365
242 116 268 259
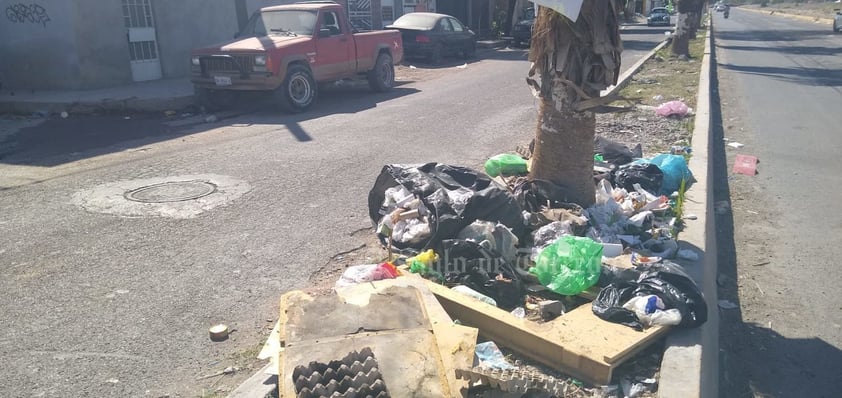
834 10 842 32
714 3 726 12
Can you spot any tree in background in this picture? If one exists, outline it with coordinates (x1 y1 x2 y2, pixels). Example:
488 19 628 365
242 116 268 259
673 0 705 57
526 1 623 207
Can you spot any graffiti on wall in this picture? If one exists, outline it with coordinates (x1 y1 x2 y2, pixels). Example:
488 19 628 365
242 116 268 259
5 3 50 27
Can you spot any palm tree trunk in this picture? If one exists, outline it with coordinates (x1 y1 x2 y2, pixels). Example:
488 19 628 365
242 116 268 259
672 0 692 57
527 1 622 208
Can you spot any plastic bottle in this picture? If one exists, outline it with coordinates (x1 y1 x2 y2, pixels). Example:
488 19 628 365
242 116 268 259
452 285 497 307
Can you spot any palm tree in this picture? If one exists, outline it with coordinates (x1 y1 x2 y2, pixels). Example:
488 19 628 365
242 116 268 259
527 1 623 208
672 0 705 57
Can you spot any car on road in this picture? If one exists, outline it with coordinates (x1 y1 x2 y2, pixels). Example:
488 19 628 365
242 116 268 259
511 8 535 47
647 7 672 26
834 9 842 32
386 12 476 64
190 1 403 113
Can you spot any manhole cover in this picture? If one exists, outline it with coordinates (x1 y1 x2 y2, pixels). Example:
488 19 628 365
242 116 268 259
124 180 217 203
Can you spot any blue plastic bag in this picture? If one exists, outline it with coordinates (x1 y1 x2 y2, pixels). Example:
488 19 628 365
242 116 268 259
648 154 692 195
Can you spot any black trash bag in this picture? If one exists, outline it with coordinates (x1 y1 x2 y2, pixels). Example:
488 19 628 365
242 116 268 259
592 281 645 331
635 261 708 328
512 179 582 213
612 163 664 194
368 163 525 252
438 239 525 310
591 260 708 329
594 135 643 166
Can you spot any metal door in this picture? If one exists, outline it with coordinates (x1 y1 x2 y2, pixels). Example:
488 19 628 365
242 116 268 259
122 0 162 81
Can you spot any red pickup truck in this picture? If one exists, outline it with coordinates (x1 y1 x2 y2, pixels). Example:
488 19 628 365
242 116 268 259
190 1 403 112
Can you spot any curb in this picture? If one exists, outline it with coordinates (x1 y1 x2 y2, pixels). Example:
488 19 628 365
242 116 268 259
741 6 834 24
477 39 509 49
0 94 195 115
657 20 718 398
226 364 277 398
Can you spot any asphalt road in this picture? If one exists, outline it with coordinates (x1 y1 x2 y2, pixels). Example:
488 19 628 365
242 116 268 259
0 27 668 398
713 9 842 398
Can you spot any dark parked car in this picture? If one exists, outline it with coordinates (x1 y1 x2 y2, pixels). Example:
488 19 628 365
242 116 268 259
647 7 671 26
512 14 535 47
386 12 476 64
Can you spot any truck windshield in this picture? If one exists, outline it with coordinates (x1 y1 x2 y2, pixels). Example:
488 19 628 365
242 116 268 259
239 10 318 37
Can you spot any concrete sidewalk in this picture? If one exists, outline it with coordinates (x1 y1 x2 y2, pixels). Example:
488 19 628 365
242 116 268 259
0 43 508 116
0 78 194 115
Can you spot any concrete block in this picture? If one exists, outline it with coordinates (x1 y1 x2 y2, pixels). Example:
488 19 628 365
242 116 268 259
538 300 565 320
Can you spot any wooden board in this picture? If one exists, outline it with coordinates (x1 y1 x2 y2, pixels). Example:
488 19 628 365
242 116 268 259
336 278 479 396
425 279 669 385
277 285 456 397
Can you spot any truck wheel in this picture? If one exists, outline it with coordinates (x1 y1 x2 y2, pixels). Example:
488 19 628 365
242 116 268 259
275 64 317 112
368 53 394 92
429 43 444 65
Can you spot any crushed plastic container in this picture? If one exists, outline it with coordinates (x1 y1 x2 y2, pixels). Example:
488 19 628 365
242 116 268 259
452 285 498 306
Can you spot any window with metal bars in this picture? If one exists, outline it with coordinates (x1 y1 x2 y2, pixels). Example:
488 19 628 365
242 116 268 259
128 41 157 61
122 0 154 28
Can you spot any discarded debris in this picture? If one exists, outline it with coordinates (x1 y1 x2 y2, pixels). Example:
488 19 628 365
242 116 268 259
732 154 759 176
621 378 648 397
539 300 565 320
60 111 69 119
452 285 498 306
474 341 515 370
334 262 399 288
456 366 570 396
655 100 689 118
456 63 468 69
409 65 417 69
592 260 707 330
530 235 603 296
727 142 744 149
484 153 528 177
718 300 739 310
204 115 218 123
209 324 229 341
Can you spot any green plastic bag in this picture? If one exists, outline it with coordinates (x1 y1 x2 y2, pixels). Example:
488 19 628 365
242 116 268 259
484 154 528 177
529 235 603 295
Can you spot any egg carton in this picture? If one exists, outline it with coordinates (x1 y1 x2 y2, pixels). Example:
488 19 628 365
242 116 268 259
455 366 569 396
292 348 390 398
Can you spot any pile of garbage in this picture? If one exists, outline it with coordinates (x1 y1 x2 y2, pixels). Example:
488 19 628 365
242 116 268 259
274 141 707 397
361 136 704 326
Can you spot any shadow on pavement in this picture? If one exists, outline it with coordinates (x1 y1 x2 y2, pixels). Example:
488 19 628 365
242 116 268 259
717 29 832 42
0 86 419 167
401 47 528 68
712 30 842 398
719 63 842 86
717 43 842 56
